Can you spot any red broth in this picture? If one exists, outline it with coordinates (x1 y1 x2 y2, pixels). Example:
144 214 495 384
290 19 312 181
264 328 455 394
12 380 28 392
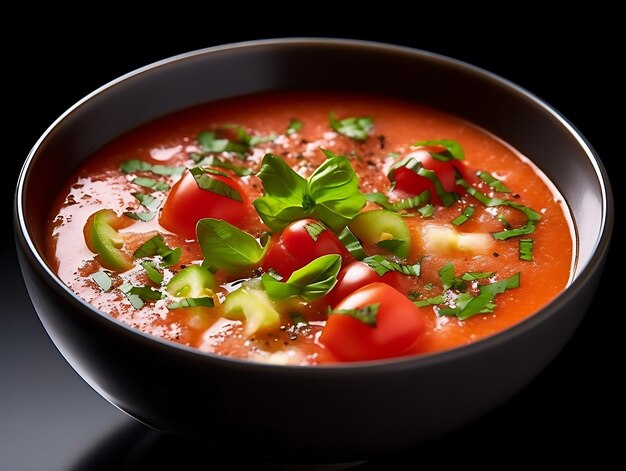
46 92 574 365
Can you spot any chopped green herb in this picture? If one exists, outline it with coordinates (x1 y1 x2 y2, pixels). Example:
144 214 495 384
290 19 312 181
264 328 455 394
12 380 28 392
262 254 341 300
321 148 340 160
362 255 420 277
132 177 171 192
461 272 493 281
438 262 468 291
167 297 215 309
189 166 243 202
365 191 430 212
91 271 112 291
329 303 379 327
196 218 265 274
304 221 327 242
329 112 373 141
413 295 445 307
192 155 253 176
497 213 511 229
120 159 185 176
418 204 435 218
519 238 534 261
123 211 156 222
478 171 511 192
375 239 405 252
413 139 464 161
141 261 163 285
338 226 368 260
197 127 276 158
492 221 537 240
452 206 475 226
290 312 309 329
253 153 365 232
133 235 181 267
120 283 163 308
389 157 458 207
287 118 303 135
133 192 161 212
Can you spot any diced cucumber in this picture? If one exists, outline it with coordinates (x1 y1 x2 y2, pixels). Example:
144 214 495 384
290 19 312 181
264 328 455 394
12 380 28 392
166 265 217 298
348 210 411 258
83 209 134 272
223 281 280 335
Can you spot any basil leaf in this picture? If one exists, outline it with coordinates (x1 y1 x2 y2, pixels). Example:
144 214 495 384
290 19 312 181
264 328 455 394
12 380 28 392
133 235 180 267
375 239 405 252
120 283 164 309
519 238 534 261
304 221 327 241
189 167 243 202
456 273 520 320
414 139 464 161
123 212 156 222
461 272 493 281
413 295 445 307
478 171 511 192
365 191 430 212
196 218 264 273
452 206 475 226
492 220 537 240
362 255 420 277
287 118 302 135
254 153 365 232
329 303 379 327
141 261 163 285
91 271 112 291
192 155 253 176
439 262 456 290
321 148 340 160
120 159 185 176
132 177 170 192
167 297 215 309
338 226 368 260
329 112 373 141
262 254 341 300
133 192 161 212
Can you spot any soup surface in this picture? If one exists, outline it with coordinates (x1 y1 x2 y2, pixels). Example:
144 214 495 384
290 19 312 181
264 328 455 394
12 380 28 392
47 92 574 365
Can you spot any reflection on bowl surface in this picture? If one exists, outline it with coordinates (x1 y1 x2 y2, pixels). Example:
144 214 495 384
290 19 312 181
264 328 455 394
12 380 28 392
16 39 612 464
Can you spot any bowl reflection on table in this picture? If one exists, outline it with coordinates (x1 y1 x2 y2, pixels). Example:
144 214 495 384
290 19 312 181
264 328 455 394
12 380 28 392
15 39 612 465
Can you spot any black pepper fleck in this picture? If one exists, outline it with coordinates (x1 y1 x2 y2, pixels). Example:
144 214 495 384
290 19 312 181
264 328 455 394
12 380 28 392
493 252 500 257
377 135 386 149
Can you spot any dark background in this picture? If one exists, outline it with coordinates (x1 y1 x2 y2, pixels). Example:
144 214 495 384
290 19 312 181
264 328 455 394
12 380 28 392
3 18 618 469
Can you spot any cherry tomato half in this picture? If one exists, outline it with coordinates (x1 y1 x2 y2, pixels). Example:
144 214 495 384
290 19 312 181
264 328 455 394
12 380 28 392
320 282 425 362
160 169 249 239
262 219 351 278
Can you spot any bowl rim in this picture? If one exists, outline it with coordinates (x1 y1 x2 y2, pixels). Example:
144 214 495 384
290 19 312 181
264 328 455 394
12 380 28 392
14 37 614 374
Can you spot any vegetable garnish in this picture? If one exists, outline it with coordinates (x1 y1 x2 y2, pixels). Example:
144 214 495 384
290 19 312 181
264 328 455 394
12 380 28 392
262 254 341 300
120 283 164 309
198 126 276 158
132 177 171 192
253 153 366 232
141 261 163 285
417 204 435 218
91 271 112 292
304 221 327 241
413 295 445 308
189 167 243 202
191 155 253 176
83 209 135 272
438 273 520 320
456 178 541 240
120 159 185 176
196 218 265 273
133 235 181 267
365 191 430 212
287 118 303 135
338 226 369 260
452 206 475 226
362 255 421 277
388 157 458 207
413 139 464 162
329 112 373 141
519 238 534 261
167 298 215 310
438 262 467 291
461 272 494 281
329 303 380 327
478 171 511 192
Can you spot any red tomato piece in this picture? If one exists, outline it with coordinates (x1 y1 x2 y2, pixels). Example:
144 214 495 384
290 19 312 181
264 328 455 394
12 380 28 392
320 282 425 362
262 219 351 278
159 169 248 239
325 261 403 308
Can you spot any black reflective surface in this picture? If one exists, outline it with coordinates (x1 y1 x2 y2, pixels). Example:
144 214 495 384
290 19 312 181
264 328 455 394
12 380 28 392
4 23 618 469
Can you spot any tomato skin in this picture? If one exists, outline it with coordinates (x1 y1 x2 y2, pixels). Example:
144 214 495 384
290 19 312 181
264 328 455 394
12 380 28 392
159 169 248 239
393 150 476 205
320 282 425 362
326 261 402 308
262 219 351 278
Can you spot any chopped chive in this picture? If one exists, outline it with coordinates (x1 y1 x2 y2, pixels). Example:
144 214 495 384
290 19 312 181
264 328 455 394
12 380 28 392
519 238 534 261
287 118 303 135
452 206 475 225
141 261 163 285
418 204 435 218
478 171 511 193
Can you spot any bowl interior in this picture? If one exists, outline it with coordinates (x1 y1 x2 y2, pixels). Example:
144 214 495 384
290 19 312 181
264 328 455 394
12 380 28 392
18 39 610 330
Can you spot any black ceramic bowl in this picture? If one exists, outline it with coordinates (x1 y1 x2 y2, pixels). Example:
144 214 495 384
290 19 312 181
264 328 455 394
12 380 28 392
15 39 613 464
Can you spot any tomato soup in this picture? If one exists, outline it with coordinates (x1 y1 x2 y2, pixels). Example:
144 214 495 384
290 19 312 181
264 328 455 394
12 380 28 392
46 92 575 365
